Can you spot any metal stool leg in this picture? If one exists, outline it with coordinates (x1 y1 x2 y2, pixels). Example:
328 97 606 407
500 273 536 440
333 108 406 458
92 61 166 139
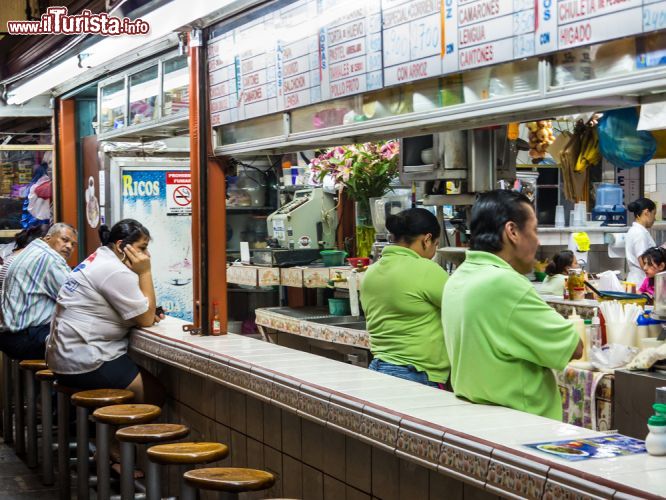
57 391 71 500
180 478 196 500
145 460 160 500
12 360 25 454
1 353 12 444
41 379 54 485
120 440 134 500
24 370 38 467
76 405 90 500
96 420 110 500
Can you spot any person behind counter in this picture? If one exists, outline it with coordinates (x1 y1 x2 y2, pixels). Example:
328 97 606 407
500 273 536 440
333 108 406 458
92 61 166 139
46 219 164 404
442 190 583 420
638 246 666 300
360 208 450 388
626 197 657 285
541 250 577 296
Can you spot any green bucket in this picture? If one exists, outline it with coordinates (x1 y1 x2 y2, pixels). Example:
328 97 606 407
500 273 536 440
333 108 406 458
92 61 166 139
320 250 347 267
328 298 351 316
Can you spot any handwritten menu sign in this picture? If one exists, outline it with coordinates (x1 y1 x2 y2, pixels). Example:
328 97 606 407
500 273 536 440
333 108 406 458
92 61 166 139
208 0 666 127
208 32 238 127
536 0 666 54
320 0 383 99
383 0 443 86
277 0 322 110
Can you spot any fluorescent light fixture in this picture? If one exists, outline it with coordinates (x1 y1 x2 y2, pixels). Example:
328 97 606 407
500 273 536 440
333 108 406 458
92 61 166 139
7 0 235 105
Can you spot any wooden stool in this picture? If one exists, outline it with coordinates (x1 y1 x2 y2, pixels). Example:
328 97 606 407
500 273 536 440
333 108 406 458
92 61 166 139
1 352 13 445
71 389 134 500
146 442 229 500
35 369 55 485
19 359 47 468
181 467 276 500
92 404 161 500
116 423 189 500
11 359 25 455
54 381 78 500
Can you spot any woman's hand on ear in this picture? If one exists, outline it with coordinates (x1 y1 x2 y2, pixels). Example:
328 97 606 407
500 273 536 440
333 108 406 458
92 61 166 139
124 245 152 276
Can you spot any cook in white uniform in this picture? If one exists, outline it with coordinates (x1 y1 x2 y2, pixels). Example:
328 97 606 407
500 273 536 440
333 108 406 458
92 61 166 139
625 197 657 285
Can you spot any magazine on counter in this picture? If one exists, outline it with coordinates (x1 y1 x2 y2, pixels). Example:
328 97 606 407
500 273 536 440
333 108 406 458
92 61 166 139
524 434 646 462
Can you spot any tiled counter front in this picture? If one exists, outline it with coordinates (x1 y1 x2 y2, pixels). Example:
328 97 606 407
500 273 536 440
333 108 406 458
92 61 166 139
256 308 370 349
129 319 666 500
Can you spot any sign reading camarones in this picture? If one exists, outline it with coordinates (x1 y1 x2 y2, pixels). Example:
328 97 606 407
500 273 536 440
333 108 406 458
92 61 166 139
207 0 666 127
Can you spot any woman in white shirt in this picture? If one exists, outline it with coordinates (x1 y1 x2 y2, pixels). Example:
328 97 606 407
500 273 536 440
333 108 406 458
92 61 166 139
46 219 164 404
625 197 657 285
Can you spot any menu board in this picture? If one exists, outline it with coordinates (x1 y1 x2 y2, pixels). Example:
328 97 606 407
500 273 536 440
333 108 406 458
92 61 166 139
208 0 666 127
277 0 322 110
537 0 666 54
318 0 384 99
208 32 238 127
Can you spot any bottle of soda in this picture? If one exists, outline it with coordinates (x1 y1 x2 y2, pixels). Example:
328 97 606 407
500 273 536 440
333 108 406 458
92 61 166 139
211 301 222 335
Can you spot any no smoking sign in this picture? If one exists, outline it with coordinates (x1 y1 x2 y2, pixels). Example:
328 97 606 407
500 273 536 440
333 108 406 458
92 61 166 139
166 172 192 216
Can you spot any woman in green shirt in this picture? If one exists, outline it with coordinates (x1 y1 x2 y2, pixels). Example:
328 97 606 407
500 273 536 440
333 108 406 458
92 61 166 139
360 208 450 388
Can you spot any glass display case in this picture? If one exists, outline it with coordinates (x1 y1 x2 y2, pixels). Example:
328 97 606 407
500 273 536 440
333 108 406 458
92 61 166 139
0 148 52 230
129 65 159 126
550 32 666 89
163 56 189 117
98 51 190 138
100 79 127 133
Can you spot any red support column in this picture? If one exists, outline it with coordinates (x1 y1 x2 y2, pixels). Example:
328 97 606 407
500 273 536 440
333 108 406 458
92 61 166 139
56 98 79 266
189 30 227 333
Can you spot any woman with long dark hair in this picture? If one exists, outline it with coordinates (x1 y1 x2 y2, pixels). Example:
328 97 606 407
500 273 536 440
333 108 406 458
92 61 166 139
46 219 164 404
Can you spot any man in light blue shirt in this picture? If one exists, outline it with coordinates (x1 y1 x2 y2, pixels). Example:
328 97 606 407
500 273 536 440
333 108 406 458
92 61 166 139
0 223 77 360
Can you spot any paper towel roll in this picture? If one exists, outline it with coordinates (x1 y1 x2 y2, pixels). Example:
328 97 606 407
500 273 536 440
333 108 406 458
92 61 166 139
608 232 627 258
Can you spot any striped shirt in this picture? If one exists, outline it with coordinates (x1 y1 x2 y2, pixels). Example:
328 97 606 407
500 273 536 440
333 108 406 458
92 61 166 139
1 239 70 332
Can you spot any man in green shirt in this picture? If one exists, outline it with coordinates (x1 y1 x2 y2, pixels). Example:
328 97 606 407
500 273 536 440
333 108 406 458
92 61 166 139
442 190 582 420
361 208 450 387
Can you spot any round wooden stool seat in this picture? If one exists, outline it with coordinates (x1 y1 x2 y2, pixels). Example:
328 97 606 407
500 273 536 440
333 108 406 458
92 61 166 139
35 369 55 381
71 388 134 408
92 404 161 425
183 467 276 493
19 359 47 372
147 442 229 465
116 423 189 444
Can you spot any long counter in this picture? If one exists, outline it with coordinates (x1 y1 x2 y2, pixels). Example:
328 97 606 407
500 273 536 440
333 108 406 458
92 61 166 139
129 317 666 499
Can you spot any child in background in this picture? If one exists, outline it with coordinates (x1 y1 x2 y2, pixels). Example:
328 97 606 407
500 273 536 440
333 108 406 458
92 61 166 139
541 250 577 296
639 247 666 299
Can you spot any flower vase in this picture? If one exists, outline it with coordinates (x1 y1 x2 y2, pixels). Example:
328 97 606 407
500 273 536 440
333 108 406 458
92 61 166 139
355 201 375 258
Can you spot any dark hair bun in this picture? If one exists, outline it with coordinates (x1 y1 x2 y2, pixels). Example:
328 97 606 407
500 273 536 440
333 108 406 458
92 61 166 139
98 225 112 246
385 213 408 237
627 201 639 213
545 260 558 276
385 208 441 244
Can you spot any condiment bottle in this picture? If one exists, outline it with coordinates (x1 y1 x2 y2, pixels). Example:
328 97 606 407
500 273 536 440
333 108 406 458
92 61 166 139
211 301 222 335
590 308 602 349
646 415 666 456
569 308 586 360
584 319 592 360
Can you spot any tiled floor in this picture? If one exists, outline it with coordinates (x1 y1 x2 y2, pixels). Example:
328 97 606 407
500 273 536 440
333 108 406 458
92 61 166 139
0 437 59 499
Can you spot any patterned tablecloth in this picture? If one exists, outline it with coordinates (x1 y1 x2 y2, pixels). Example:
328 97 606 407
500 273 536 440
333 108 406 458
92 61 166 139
556 365 614 431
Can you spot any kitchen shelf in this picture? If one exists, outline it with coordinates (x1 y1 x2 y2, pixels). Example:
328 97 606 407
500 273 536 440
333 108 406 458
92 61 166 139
227 206 276 212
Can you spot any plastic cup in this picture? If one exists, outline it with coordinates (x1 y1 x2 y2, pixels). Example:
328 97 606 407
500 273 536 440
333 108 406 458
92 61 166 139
555 205 565 228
